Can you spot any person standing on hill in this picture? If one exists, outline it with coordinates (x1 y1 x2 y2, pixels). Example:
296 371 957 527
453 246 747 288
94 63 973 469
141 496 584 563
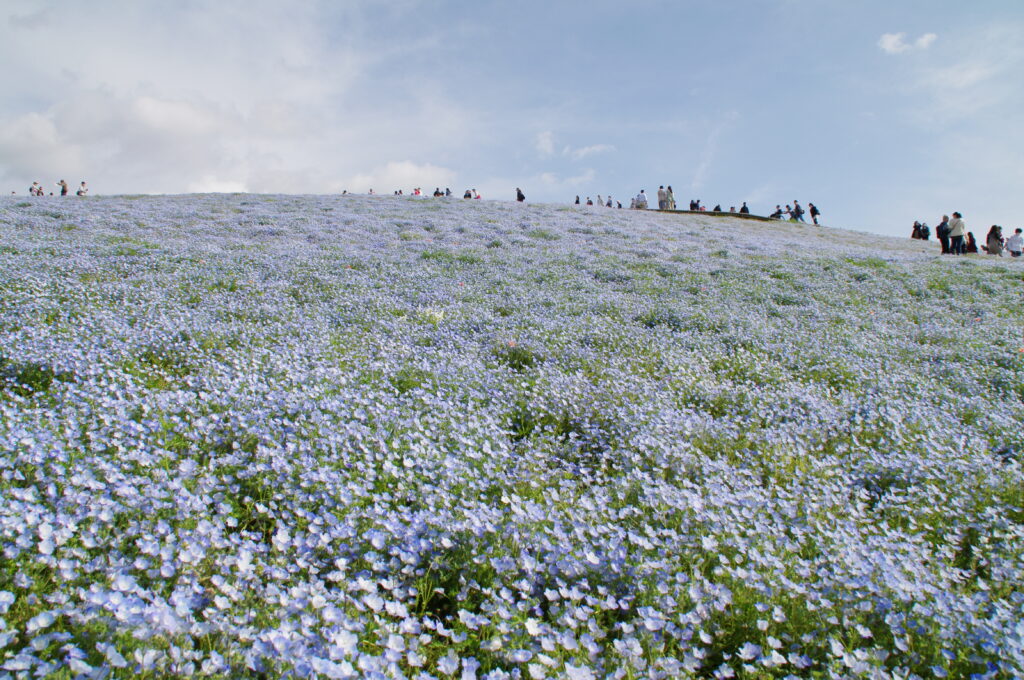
666 186 676 210
516 188 526 202
657 186 667 210
57 180 68 196
935 215 951 254
808 203 820 225
948 211 966 255
739 202 750 214
575 195 580 205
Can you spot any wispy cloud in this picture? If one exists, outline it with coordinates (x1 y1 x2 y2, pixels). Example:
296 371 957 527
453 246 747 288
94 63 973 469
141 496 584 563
564 144 615 161
535 131 555 156
878 32 937 54
691 111 738 193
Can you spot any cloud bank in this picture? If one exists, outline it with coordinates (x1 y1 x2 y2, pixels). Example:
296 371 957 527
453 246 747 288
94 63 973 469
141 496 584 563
0 3 469 194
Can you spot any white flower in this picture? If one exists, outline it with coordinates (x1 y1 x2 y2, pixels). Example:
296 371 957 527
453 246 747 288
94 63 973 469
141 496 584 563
386 633 405 652
0 592 14 614
437 650 459 676
26 611 55 633
563 662 595 680
737 642 761 662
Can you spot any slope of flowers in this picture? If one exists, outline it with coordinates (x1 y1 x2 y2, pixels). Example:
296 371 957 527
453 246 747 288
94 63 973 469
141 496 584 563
1 194 1022 679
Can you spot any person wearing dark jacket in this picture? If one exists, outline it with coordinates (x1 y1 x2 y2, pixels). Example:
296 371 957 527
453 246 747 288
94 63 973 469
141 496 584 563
965 231 979 253
808 203 820 225
739 202 750 214
792 201 806 222
516 188 525 202
935 215 950 254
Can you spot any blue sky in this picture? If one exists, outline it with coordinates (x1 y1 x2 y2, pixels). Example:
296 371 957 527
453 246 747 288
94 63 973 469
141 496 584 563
1 1 1021 237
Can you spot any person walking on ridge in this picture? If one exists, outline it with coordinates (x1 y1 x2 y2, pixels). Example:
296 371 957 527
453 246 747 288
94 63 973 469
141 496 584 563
792 200 806 222
808 202 820 225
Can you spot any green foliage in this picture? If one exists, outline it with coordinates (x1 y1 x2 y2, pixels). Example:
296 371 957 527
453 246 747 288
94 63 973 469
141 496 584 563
420 248 483 264
526 228 559 241
634 308 685 331
492 343 543 371
0 357 75 397
390 366 434 394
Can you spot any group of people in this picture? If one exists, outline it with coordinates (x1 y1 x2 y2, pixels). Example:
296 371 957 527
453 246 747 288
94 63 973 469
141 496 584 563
23 180 88 197
924 213 1022 257
575 195 621 208
375 187 483 199
570 192 821 224
769 201 820 225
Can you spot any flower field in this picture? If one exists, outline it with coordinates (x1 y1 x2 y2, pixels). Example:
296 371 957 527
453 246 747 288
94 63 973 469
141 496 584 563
1 194 1022 679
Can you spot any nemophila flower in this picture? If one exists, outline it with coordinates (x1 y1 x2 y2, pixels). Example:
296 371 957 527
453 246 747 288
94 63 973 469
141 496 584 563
738 642 761 662
2 194 1024 677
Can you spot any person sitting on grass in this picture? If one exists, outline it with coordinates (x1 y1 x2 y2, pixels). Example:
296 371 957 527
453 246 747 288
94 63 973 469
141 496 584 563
1006 228 1023 257
983 225 1004 256
965 231 979 253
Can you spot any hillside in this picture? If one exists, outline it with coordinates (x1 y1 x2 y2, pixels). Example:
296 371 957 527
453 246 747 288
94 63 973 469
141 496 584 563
1 194 1022 678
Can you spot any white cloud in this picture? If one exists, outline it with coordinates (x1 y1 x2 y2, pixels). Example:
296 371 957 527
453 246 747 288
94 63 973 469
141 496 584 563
187 177 249 194
0 2 479 195
566 144 615 161
690 111 738 192
878 32 937 54
535 131 555 156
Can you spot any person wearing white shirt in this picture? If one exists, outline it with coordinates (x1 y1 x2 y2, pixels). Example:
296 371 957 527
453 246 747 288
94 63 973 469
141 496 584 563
1006 228 1023 257
634 190 648 209
947 212 966 255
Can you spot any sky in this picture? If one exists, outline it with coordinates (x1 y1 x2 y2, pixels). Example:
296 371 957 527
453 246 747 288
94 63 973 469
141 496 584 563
1 0 1022 238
